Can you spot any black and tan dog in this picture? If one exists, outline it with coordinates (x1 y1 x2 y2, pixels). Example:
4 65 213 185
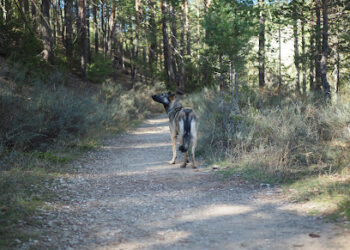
152 92 198 168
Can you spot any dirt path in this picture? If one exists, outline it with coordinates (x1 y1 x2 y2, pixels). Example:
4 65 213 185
33 116 349 250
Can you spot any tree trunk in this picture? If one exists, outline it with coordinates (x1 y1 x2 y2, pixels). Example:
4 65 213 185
86 0 91 63
185 0 190 56
179 0 186 92
59 0 64 43
202 0 210 88
130 30 136 85
108 1 116 59
315 1 322 90
169 3 178 86
219 53 226 130
101 0 106 56
309 5 315 90
278 23 282 87
335 43 340 93
79 0 87 77
75 0 80 37
161 0 175 86
4 0 12 20
31 1 36 30
293 2 300 93
53 1 57 46
23 0 28 15
301 7 306 94
335 6 340 93
135 0 140 61
65 0 73 59
41 0 53 62
104 1 109 55
320 0 330 97
148 0 157 79
93 0 98 54
55 0 61 45
258 0 265 88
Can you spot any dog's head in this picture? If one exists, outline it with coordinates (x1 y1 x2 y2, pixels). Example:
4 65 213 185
151 92 176 106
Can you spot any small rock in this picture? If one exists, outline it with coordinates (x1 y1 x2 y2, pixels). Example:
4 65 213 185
212 165 219 170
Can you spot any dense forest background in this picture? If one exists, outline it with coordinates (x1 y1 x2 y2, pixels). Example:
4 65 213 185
1 0 350 247
1 0 349 93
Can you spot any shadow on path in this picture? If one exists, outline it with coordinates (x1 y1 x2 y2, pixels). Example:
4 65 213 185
41 116 350 250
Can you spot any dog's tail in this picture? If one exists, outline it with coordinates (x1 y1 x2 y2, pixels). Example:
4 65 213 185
179 109 192 153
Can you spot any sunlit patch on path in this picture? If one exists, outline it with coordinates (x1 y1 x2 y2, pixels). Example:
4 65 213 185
40 115 350 250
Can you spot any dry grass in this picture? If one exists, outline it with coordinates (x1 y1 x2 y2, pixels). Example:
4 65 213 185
190 88 350 221
0 60 165 247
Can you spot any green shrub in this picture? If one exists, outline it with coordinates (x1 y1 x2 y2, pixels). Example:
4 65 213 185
87 54 114 83
0 84 106 151
102 80 165 128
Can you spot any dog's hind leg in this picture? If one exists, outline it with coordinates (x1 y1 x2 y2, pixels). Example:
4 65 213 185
169 135 177 164
191 140 197 169
180 152 188 168
191 122 198 169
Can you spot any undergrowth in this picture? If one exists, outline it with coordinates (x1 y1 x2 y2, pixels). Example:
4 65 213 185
190 87 350 221
0 57 163 247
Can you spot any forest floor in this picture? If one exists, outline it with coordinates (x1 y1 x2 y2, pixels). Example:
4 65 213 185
21 115 350 250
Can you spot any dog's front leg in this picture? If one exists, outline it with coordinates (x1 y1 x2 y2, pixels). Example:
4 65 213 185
169 134 177 164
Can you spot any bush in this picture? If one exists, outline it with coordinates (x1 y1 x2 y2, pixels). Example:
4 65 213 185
87 54 114 83
191 88 350 183
0 83 106 151
102 80 165 128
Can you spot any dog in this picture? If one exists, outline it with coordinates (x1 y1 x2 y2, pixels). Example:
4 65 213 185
152 92 198 168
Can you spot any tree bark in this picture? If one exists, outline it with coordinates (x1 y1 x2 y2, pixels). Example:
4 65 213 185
185 0 190 56
86 0 91 63
334 5 340 93
278 23 282 87
65 0 73 59
148 0 157 78
179 0 186 92
134 0 140 72
93 0 98 54
79 0 87 77
309 4 315 90
31 1 36 30
59 0 64 43
202 0 210 88
104 1 109 55
23 0 28 14
108 1 116 59
161 0 175 86
301 6 306 94
320 0 330 97
258 0 265 88
41 0 53 62
75 0 80 37
293 1 300 93
169 2 179 86
315 1 322 90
